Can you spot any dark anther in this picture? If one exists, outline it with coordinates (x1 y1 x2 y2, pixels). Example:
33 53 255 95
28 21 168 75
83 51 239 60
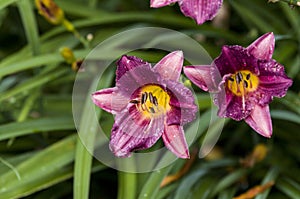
236 72 243 84
228 77 234 82
130 99 140 104
246 73 251 80
149 107 155 113
153 96 158 106
149 92 154 104
141 92 148 104
243 80 249 88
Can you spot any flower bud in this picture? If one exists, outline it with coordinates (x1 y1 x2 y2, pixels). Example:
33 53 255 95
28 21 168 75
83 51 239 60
60 47 75 64
35 0 64 25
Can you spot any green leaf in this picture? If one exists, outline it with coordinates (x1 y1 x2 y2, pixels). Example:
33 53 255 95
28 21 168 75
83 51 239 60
255 167 279 199
173 169 208 199
0 117 75 141
0 0 18 10
0 135 76 198
17 0 40 55
0 68 68 103
271 110 300 124
208 169 248 198
276 177 300 198
138 165 173 199
73 69 114 199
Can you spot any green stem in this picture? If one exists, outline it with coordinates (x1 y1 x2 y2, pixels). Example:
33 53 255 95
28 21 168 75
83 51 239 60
117 159 137 199
62 19 90 49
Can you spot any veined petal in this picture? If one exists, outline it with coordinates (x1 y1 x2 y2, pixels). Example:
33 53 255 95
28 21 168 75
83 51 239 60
150 0 178 7
215 91 253 121
154 51 183 81
256 60 293 105
214 46 259 76
91 87 128 114
162 125 190 158
165 80 198 125
117 64 161 98
184 65 216 91
179 0 223 25
116 55 150 82
247 32 275 60
245 105 272 138
258 75 293 104
109 105 165 157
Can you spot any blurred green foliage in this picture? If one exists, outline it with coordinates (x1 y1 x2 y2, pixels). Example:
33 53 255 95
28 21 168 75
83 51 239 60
0 0 299 198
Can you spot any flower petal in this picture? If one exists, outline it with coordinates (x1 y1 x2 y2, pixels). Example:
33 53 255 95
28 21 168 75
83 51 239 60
116 55 150 82
179 0 223 25
247 32 275 60
165 80 198 125
109 105 165 157
162 125 190 158
91 87 128 114
154 51 184 81
184 65 216 91
244 105 272 138
214 46 259 76
215 90 254 121
117 64 161 98
150 0 178 7
256 60 293 105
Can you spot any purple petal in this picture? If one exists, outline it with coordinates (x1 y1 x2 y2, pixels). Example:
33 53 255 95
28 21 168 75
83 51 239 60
184 65 216 91
214 46 259 76
109 105 165 157
150 0 178 7
215 90 254 121
244 105 272 138
258 75 293 105
247 32 275 60
117 64 161 98
179 0 223 25
255 60 293 105
116 55 150 82
165 80 198 125
91 87 128 114
153 51 184 81
162 125 190 158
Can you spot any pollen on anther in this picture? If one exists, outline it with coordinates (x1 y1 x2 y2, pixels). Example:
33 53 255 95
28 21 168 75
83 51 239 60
153 96 158 106
149 107 155 113
141 92 148 104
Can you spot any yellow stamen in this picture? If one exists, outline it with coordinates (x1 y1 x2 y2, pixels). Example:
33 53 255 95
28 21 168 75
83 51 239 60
227 70 259 97
131 85 170 118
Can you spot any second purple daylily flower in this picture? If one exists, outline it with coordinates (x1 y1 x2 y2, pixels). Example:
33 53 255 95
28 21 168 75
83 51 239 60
92 51 197 158
150 0 223 25
184 32 293 138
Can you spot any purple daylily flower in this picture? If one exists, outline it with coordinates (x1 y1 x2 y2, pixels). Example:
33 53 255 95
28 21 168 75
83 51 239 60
92 51 198 158
184 32 293 138
150 0 223 25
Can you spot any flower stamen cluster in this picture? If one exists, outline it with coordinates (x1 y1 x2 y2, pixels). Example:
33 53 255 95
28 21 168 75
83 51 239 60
227 70 259 97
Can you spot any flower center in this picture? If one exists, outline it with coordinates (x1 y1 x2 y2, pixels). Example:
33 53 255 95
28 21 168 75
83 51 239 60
226 70 259 97
130 85 171 118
